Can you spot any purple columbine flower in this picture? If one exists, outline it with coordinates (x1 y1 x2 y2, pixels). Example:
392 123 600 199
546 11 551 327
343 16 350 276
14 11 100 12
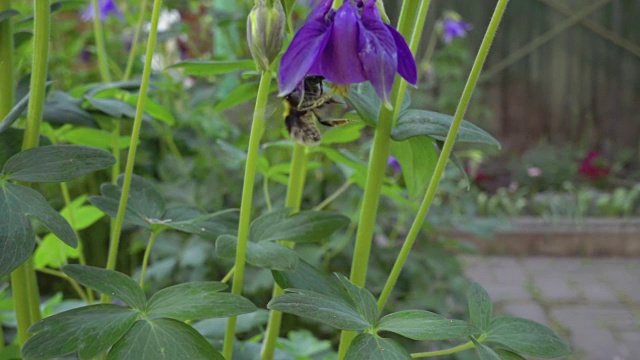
387 156 401 173
441 13 472 44
81 0 123 22
278 0 417 107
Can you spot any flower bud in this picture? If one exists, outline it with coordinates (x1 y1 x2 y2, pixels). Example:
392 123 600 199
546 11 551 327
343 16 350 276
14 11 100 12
247 0 286 71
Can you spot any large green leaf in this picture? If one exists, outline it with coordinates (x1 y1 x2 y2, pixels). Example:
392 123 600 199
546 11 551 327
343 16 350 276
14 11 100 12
345 83 412 127
344 333 411 360
192 310 269 339
147 282 256 321
2 145 115 183
392 109 500 148
495 349 527 360
250 209 349 243
0 182 76 277
336 275 379 326
377 310 479 341
485 316 572 358
85 96 138 119
107 318 223 360
163 207 238 240
22 304 138 360
272 259 347 301
390 137 438 199
472 337 501 360
268 289 369 331
468 282 493 331
215 234 298 271
63 265 146 310
43 91 96 127
0 9 20 24
60 127 130 150
168 59 256 76
0 90 29 134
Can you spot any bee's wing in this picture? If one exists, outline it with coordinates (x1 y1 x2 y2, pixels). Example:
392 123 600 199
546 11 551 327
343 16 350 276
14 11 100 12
285 111 321 146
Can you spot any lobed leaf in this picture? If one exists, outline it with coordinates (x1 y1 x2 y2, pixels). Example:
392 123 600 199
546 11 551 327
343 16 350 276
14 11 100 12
378 310 480 341
468 282 493 331
344 333 411 360
63 265 146 310
215 234 298 271
250 209 349 243
485 316 572 358
272 259 348 301
471 337 501 360
336 274 379 326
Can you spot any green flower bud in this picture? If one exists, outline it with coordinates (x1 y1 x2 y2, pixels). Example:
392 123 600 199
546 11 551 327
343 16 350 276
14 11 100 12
247 0 286 71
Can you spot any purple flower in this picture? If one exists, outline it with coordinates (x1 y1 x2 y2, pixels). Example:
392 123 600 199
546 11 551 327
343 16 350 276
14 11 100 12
278 0 417 107
81 0 123 22
387 156 401 173
441 14 471 44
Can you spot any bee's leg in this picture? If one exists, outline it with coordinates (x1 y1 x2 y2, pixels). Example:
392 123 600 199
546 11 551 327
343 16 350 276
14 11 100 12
297 94 335 111
314 112 351 128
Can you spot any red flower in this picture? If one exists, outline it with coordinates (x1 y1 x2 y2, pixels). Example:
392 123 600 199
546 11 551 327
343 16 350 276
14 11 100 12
579 151 610 180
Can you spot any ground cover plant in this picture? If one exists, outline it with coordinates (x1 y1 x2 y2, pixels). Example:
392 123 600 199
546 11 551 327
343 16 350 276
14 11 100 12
0 0 572 359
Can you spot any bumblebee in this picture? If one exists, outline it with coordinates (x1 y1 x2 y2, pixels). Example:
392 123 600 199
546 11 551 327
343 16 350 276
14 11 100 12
283 76 348 146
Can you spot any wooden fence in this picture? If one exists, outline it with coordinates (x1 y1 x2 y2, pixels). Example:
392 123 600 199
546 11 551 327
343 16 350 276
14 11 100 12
388 0 640 154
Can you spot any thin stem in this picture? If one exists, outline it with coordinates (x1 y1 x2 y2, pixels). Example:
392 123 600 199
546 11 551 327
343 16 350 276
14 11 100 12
377 0 510 312
91 0 111 81
0 0 14 117
60 183 88 267
260 143 308 360
221 266 235 284
337 0 421 356
123 0 149 81
222 71 273 359
263 175 273 212
101 0 164 302
37 268 89 303
411 340 476 358
313 180 353 211
10 0 51 343
111 121 121 183
139 230 161 288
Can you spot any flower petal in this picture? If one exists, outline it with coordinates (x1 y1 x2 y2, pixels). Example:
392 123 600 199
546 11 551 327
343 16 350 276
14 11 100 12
315 3 367 84
385 24 417 85
278 20 331 95
358 0 397 106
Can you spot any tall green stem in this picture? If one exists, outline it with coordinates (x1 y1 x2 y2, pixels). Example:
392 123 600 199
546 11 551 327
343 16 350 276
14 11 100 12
101 0 163 302
9 0 51 343
139 230 161 288
336 0 420 357
260 143 308 360
0 0 13 116
91 0 111 82
377 0 511 312
222 71 273 359
123 0 149 80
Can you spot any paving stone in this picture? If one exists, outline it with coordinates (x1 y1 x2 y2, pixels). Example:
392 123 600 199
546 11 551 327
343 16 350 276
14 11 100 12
478 282 531 302
500 301 550 327
571 280 620 303
619 332 640 354
530 274 582 302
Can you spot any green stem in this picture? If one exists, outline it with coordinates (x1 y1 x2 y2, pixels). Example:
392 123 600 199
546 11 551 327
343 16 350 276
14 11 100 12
139 230 161 288
336 0 420 356
0 0 14 117
37 267 89 303
222 70 273 359
111 121 121 183
101 0 164 302
221 266 235 284
411 340 476 358
9 0 51 343
377 0 510 312
313 180 353 211
263 175 272 212
260 143 308 360
123 0 149 80
91 0 111 82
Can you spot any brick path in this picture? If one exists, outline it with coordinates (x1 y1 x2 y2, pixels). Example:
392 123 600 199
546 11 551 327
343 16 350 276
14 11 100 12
462 256 640 360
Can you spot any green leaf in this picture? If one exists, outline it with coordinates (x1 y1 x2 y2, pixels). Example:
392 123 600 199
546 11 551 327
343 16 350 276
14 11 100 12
22 304 138 360
346 85 379 126
392 109 501 148
34 233 79 269
485 316 572 358
378 310 480 341
215 234 298 271
2 145 116 183
268 289 370 331
63 265 146 310
344 333 411 360
321 122 365 145
0 128 27 165
192 310 269 339
495 349 527 360
123 93 176 126
214 82 263 112
84 79 142 97
168 59 256 76
107 318 223 360
0 89 29 134
0 182 76 277
163 207 238 240
43 91 96 127
147 282 256 321
336 274 379 326
85 96 138 119
0 9 20 24
277 329 332 357
471 337 501 360
61 127 130 150
468 282 493 331
272 259 348 300
390 137 438 199
250 208 349 243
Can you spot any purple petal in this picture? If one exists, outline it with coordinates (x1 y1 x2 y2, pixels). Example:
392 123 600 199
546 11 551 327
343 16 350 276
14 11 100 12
278 20 331 95
308 0 333 22
358 0 397 105
384 24 417 85
315 3 367 84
